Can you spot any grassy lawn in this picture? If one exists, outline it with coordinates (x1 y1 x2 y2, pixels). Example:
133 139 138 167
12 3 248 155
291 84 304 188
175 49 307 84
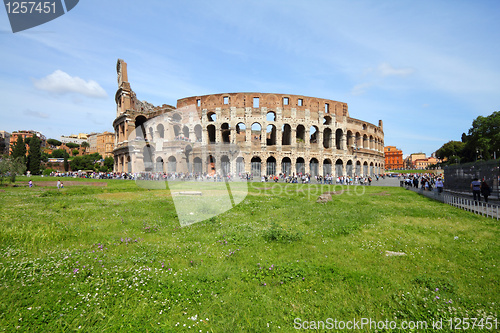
0 177 498 332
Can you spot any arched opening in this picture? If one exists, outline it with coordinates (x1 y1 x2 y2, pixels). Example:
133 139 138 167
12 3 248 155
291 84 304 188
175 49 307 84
323 128 332 149
221 155 230 176
207 155 216 175
346 160 353 177
148 127 154 141
363 134 368 149
193 157 202 174
156 157 164 173
363 161 368 176
356 161 361 176
296 125 305 143
310 126 318 144
266 156 276 176
355 132 361 148
335 159 343 177
236 123 246 143
194 124 202 142
323 159 332 176
282 124 291 145
310 158 319 177
346 130 353 148
281 157 291 175
335 129 343 150
236 157 245 175
207 112 216 122
135 116 147 139
369 135 374 149
173 125 181 137
143 145 154 172
207 125 216 143
127 156 132 173
370 162 374 176
296 157 305 174
183 126 190 140
157 124 165 139
323 116 332 125
266 124 276 146
167 156 177 173
172 113 182 122
221 123 230 143
266 111 276 121
251 156 261 177
251 123 262 146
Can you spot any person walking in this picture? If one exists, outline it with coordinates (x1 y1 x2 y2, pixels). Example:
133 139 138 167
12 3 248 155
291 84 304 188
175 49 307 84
435 177 444 194
471 178 481 202
481 180 491 203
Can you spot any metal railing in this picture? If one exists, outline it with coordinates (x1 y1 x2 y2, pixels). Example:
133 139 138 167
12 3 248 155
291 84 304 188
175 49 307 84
403 184 499 220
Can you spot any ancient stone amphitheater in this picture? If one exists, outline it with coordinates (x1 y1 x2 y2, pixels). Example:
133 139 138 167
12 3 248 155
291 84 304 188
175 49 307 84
113 59 385 178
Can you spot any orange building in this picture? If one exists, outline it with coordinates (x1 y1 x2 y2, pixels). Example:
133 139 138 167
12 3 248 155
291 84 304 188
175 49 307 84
88 131 114 158
9 130 46 155
384 146 403 170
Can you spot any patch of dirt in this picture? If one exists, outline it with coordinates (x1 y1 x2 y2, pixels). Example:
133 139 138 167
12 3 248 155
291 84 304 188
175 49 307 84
371 191 391 196
20 181 107 187
316 194 332 203
254 187 273 190
0 189 4 192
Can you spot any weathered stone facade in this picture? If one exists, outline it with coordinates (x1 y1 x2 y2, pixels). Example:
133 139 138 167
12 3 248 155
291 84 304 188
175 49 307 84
113 59 385 177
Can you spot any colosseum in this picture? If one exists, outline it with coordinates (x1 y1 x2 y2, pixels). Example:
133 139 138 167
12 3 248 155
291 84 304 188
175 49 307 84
113 59 385 178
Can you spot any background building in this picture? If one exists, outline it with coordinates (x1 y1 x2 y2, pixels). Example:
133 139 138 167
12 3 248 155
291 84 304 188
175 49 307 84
404 153 426 169
96 132 114 158
0 130 10 155
113 59 385 176
384 146 403 170
9 130 46 155
60 133 88 145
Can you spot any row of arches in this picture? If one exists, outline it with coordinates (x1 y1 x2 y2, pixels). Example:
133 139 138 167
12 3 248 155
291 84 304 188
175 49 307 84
143 150 383 178
130 116 382 151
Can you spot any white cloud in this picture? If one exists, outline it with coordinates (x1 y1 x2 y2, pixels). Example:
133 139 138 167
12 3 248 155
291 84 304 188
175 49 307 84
377 63 415 77
23 109 49 119
32 70 107 98
351 82 373 96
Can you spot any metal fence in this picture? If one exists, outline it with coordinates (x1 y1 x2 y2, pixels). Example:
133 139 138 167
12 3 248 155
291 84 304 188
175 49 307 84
404 185 499 220
444 160 500 200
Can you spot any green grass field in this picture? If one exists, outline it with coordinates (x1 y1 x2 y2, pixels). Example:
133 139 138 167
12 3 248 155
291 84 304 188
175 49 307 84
0 177 498 332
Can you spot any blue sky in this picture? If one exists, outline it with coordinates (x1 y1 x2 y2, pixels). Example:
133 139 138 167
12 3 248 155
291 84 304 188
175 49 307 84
1 0 499 157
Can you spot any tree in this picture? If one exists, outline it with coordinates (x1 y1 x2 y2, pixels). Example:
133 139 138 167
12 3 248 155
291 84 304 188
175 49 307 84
435 141 465 162
463 111 500 161
66 142 80 149
27 135 42 175
11 136 26 159
0 157 27 184
72 149 80 156
47 139 62 147
64 157 69 172
51 149 70 159
103 156 114 172
81 141 89 148
70 153 102 171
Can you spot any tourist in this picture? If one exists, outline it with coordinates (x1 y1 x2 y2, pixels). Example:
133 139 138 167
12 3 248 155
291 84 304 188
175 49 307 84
57 179 61 189
29 180 33 188
471 178 481 201
435 177 444 194
481 180 491 203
